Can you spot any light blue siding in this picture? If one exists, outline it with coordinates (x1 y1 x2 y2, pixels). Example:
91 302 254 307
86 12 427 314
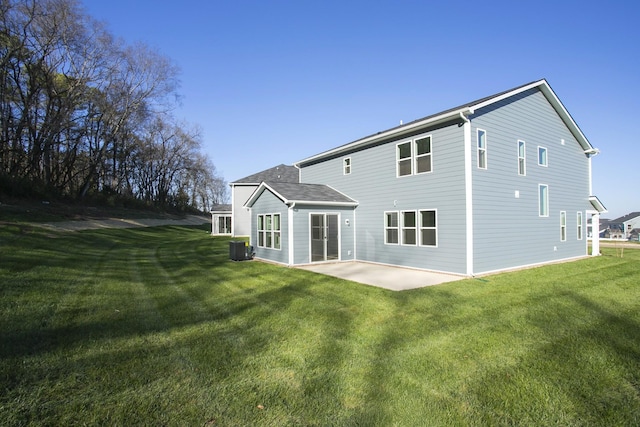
301 122 468 274
291 205 355 264
470 88 590 273
250 190 289 265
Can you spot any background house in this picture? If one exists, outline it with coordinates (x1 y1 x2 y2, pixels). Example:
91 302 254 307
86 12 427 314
244 79 606 276
229 164 299 237
210 204 232 235
606 212 640 240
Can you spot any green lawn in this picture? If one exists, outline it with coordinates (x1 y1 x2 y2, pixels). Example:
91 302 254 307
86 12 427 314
1 223 639 426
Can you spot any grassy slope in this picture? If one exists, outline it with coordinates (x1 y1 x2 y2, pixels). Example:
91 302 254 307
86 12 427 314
1 223 639 426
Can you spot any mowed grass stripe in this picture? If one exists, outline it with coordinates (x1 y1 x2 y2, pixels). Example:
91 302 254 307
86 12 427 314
1 223 639 425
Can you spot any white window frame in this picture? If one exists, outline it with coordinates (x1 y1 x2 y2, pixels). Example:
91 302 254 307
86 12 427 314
477 129 487 169
517 140 526 176
539 184 549 217
396 135 433 177
343 157 351 175
414 135 432 174
384 211 399 245
257 213 281 250
538 146 548 167
401 210 417 245
577 211 583 240
419 209 437 247
560 211 567 242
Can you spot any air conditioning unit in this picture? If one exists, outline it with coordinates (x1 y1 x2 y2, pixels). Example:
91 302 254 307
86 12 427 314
229 241 254 261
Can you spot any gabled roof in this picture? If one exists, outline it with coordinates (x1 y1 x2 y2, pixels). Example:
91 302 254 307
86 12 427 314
297 79 596 166
231 164 299 185
210 204 232 213
611 212 640 223
245 181 358 208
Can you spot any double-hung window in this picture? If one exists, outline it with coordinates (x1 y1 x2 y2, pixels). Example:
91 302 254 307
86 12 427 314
385 212 399 244
539 184 549 217
343 157 351 175
577 212 583 240
477 129 487 169
257 213 281 249
538 146 548 166
560 211 567 241
397 135 432 177
419 210 437 246
518 140 526 175
415 136 432 173
401 211 417 245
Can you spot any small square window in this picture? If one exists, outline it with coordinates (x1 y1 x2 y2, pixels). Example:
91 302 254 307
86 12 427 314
538 147 548 166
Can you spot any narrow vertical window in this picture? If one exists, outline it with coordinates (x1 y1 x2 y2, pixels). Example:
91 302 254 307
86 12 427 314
415 136 432 173
419 210 437 246
343 157 351 175
385 212 399 244
397 142 412 176
257 215 265 247
539 184 549 217
560 211 567 241
477 129 487 169
538 146 548 166
401 211 417 245
273 214 281 249
518 140 526 175
577 212 583 240
265 214 273 248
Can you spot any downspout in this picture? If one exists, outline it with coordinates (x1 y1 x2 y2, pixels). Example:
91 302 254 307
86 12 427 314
585 148 601 256
460 110 474 276
288 202 296 265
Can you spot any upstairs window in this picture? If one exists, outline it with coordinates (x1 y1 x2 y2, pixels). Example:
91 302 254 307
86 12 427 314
477 129 487 169
414 136 432 173
343 157 351 175
397 142 412 176
538 146 548 166
518 140 526 176
396 135 433 177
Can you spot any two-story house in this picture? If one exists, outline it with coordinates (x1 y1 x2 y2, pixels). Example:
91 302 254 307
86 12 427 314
244 79 606 276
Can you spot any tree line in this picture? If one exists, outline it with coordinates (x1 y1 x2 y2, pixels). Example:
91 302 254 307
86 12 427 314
0 0 227 211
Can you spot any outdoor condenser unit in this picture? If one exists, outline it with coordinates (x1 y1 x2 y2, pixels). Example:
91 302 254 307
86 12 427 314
229 241 253 261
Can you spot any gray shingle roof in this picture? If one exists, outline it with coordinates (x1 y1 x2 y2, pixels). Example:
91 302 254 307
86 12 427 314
611 212 640 223
267 182 356 204
232 164 299 184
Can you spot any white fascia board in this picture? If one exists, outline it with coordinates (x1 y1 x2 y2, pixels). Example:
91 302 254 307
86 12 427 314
244 182 289 208
296 108 471 166
589 196 607 213
287 200 359 207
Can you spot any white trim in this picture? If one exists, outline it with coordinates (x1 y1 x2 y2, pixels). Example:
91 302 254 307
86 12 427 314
396 139 413 177
474 255 588 277
400 210 418 246
560 211 567 242
414 135 433 175
288 204 295 265
256 213 282 250
463 117 473 276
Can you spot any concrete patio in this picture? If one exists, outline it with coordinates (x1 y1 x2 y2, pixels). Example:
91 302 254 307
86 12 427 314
297 261 464 291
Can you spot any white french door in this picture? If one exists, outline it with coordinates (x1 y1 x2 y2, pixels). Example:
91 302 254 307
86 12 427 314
310 214 339 262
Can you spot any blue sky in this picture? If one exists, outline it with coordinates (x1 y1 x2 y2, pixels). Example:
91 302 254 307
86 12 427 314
81 0 639 219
